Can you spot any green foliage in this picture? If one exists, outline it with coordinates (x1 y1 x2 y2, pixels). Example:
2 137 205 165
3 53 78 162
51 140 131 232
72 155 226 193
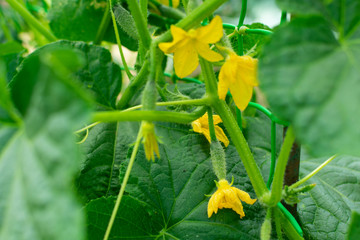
84 118 271 239
0 42 24 56
76 122 139 202
259 0 360 157
0 49 91 239
85 196 163 239
48 0 138 50
225 22 271 56
348 211 360 240
298 155 360 239
12 40 122 109
114 4 139 41
3 0 360 238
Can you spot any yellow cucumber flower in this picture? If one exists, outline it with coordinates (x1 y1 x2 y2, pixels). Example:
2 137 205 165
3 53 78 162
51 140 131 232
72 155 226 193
158 15 224 78
158 0 180 8
218 53 258 111
208 179 256 218
142 121 160 161
191 112 229 147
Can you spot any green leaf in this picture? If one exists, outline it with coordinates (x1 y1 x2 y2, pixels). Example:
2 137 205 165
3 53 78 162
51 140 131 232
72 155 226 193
76 121 139 202
225 23 271 56
11 40 122 109
298 155 360 239
348 211 360 240
0 42 24 56
83 113 281 239
277 0 360 37
258 2 360 156
48 0 138 50
85 196 163 239
0 49 91 239
0 61 18 124
114 4 139 41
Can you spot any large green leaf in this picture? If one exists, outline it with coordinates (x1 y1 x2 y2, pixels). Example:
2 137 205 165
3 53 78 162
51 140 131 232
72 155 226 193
298 155 360 239
76 122 139 202
0 49 91 239
348 211 360 240
85 196 163 239
11 40 122 109
258 1 360 157
48 0 138 51
83 110 285 239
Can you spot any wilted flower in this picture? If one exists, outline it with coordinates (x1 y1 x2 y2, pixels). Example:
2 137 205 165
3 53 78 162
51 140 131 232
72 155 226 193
141 121 160 161
208 179 256 218
191 112 229 147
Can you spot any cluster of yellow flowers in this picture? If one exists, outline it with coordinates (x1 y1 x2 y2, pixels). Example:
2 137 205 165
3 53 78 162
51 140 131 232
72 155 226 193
151 15 258 219
159 15 258 111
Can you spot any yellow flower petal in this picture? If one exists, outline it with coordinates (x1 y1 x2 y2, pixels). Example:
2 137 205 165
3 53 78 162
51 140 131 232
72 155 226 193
195 41 223 62
235 55 259 86
191 113 229 146
201 127 212 143
174 43 199 78
218 61 231 100
158 25 187 54
142 122 160 161
236 188 257 205
214 125 229 147
196 15 223 44
191 121 203 134
212 115 223 125
230 77 253 111
207 179 256 218
218 53 258 110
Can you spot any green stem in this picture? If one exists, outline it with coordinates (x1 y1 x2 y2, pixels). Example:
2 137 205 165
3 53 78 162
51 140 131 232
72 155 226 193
223 23 273 36
275 207 304 239
154 0 229 44
93 107 207 124
236 107 242 130
5 0 57 42
277 202 303 237
213 100 268 197
126 0 151 49
139 0 148 25
116 60 150 109
119 66 203 84
164 72 203 84
199 58 218 99
94 3 111 44
274 206 284 240
248 102 289 126
109 0 133 79
123 98 211 112
207 108 217 142
103 125 143 240
268 126 295 206
245 29 272 35
198 55 267 197
290 155 337 189
267 121 276 188
280 11 287 24
75 121 101 134
238 0 247 27
149 1 185 20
